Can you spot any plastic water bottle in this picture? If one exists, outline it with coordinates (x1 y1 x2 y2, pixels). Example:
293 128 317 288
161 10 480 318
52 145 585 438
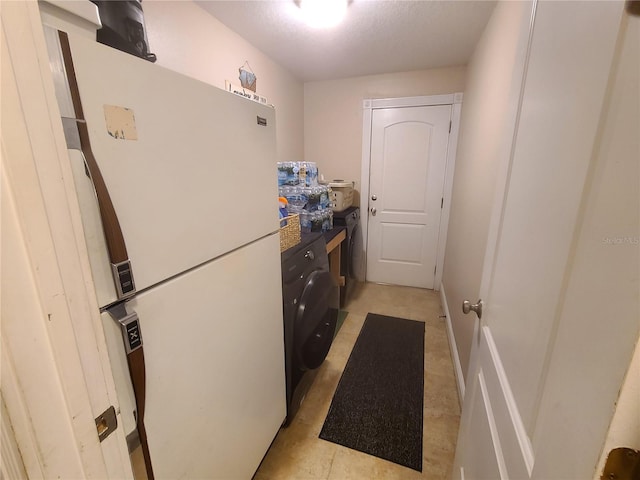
311 211 323 232
277 162 288 186
300 211 312 233
319 185 330 209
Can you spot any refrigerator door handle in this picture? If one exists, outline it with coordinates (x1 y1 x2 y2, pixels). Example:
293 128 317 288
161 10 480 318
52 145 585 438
108 303 155 480
59 31 136 301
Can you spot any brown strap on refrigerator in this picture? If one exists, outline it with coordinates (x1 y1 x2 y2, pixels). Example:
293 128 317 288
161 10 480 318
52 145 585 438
58 31 129 265
59 31 153 478
127 348 154 479
107 306 155 480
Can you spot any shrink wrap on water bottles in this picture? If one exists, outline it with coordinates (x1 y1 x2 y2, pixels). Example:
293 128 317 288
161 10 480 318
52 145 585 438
304 162 318 187
278 184 331 214
277 162 298 186
299 208 333 233
277 162 319 187
277 162 332 232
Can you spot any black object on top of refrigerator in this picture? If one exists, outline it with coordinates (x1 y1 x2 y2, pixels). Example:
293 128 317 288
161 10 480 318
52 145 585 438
90 0 157 62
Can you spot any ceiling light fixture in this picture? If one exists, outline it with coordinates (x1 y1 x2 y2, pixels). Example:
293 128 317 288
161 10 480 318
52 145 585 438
297 0 348 28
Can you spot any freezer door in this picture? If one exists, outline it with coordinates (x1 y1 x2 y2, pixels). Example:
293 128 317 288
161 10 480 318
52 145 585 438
68 149 119 306
115 234 286 478
64 32 279 301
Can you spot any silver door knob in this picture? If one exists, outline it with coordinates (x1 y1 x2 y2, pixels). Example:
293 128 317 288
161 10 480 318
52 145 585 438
462 299 483 319
370 207 377 216
371 194 377 201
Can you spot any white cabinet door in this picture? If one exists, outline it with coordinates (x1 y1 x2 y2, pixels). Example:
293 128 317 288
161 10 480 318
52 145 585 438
366 104 451 289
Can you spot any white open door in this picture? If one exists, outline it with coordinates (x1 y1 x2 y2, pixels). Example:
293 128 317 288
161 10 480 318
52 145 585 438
454 2 638 479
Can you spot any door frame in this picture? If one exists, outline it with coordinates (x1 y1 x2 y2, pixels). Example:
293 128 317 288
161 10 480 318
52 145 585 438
2 2 132 477
359 94 463 289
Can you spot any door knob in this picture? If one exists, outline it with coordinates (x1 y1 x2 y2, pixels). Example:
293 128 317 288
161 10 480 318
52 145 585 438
371 194 377 201
370 207 377 216
462 299 483 319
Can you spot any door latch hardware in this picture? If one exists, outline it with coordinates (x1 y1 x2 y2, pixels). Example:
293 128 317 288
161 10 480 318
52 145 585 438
111 260 136 300
95 406 118 442
462 299 484 319
601 448 640 480
109 304 144 354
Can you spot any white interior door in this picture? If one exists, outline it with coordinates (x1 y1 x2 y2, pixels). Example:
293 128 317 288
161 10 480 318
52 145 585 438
366 104 451 289
453 2 632 479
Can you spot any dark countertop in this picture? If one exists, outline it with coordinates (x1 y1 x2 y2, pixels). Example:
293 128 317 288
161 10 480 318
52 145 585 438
280 227 347 263
322 226 347 245
332 206 359 220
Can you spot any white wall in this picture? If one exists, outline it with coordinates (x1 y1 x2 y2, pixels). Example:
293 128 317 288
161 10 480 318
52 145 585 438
441 1 532 382
142 0 304 163
304 67 466 203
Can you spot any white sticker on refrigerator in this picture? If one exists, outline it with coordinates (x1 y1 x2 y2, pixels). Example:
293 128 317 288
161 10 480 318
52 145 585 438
104 105 138 140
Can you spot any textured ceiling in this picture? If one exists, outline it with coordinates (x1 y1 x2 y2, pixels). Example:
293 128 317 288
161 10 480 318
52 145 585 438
195 0 496 82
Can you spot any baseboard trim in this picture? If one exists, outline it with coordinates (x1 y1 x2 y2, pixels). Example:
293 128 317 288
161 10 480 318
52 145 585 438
440 283 465 406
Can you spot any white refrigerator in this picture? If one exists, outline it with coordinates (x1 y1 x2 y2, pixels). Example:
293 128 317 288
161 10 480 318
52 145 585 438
44 28 286 479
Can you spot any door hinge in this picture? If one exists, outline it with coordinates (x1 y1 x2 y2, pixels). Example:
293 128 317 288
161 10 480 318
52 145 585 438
434 265 437 275
449 121 452 133
95 405 118 442
441 197 444 208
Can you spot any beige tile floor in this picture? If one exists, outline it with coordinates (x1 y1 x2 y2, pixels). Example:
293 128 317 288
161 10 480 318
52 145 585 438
131 282 461 480
253 282 461 480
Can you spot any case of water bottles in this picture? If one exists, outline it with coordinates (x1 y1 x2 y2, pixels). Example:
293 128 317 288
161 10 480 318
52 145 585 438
277 161 333 233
